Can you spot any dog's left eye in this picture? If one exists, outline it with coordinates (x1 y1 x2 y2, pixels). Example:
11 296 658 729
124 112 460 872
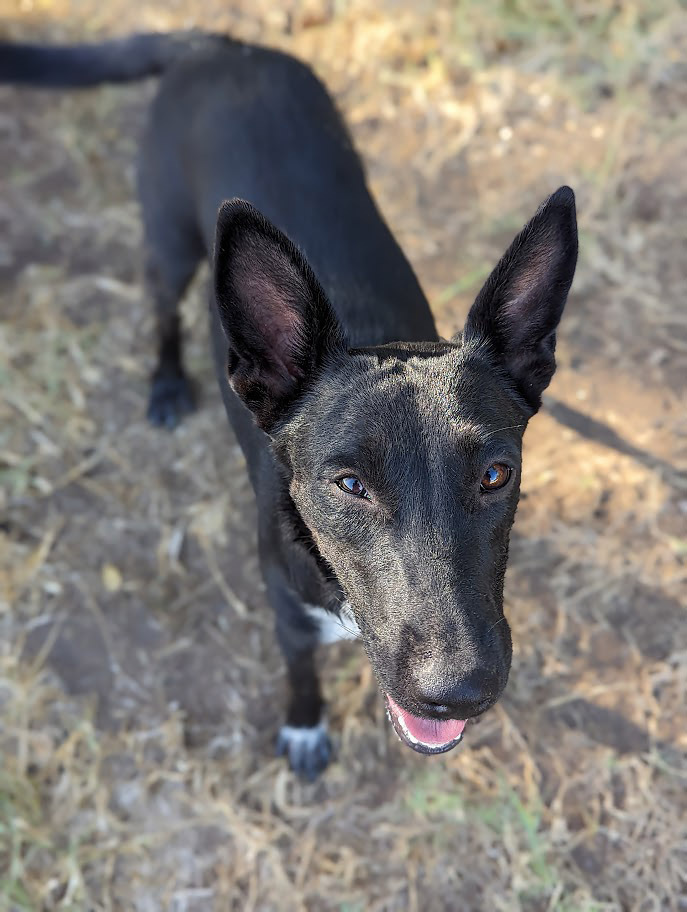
337 476 370 499
480 463 511 492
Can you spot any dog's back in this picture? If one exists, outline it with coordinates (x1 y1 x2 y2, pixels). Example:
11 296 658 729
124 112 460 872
138 40 435 346
0 31 436 345
0 34 434 344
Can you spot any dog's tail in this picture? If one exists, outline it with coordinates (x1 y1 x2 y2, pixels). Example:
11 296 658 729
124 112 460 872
0 30 227 88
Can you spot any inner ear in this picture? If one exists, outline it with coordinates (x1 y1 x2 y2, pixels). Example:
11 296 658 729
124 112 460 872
223 229 313 383
461 186 578 413
214 199 346 430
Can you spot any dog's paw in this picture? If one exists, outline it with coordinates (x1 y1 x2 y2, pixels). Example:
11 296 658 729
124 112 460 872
276 720 332 781
147 372 195 429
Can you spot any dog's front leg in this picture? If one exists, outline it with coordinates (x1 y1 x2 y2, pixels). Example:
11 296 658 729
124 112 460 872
270 583 332 781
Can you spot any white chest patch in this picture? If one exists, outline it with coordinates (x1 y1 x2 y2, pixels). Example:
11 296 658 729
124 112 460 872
305 601 361 644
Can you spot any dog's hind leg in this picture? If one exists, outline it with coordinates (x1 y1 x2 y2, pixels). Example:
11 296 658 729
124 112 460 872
143 222 203 429
137 122 205 430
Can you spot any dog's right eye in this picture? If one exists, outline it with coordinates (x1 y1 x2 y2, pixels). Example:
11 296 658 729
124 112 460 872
336 476 370 499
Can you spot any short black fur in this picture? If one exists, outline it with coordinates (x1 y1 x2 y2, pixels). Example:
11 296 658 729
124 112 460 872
2 33 578 780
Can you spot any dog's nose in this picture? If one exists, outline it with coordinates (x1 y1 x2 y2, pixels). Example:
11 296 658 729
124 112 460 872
416 668 500 719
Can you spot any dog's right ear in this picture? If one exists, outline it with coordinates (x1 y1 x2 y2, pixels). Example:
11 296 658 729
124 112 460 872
214 199 347 432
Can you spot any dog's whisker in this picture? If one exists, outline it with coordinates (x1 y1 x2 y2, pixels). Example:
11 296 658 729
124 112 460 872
486 616 508 636
336 622 358 636
483 423 527 439
330 614 358 637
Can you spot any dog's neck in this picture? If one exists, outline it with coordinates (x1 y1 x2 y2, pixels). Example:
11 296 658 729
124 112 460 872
274 462 345 604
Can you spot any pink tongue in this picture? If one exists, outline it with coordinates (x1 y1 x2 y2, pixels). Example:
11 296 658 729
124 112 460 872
387 694 466 745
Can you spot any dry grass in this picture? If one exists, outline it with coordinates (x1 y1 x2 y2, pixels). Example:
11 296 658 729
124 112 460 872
1 1 686 909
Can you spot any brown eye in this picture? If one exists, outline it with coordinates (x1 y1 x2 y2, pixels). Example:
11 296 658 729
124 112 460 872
337 476 370 499
480 463 511 492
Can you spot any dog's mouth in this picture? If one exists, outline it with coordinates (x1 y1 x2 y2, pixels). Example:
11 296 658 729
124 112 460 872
384 693 466 755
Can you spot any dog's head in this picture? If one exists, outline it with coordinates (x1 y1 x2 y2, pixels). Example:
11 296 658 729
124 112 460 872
214 189 577 754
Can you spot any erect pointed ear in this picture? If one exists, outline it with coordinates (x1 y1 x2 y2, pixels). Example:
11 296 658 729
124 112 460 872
213 199 347 431
461 186 578 414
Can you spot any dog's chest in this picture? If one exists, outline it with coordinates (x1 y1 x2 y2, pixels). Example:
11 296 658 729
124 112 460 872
305 602 361 644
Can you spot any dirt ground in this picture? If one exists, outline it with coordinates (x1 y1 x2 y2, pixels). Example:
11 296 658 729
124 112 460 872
1 1 686 910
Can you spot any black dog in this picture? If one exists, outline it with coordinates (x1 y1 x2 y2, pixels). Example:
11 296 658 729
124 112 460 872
1 32 578 779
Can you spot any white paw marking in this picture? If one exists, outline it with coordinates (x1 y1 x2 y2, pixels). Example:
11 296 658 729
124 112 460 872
305 601 361 644
279 719 328 749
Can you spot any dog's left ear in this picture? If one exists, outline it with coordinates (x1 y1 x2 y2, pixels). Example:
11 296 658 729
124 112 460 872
461 186 578 413
214 199 347 432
